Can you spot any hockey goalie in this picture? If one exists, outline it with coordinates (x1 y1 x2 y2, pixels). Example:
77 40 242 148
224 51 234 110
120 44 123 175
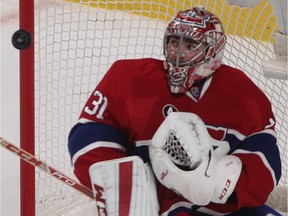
68 6 282 216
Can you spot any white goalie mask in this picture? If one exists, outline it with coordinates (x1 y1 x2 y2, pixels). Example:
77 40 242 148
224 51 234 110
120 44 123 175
163 7 227 94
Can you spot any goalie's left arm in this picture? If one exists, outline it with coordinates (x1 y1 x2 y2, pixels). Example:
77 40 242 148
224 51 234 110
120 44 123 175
149 112 282 211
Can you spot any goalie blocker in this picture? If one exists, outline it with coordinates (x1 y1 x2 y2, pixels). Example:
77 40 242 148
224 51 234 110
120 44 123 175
149 112 242 206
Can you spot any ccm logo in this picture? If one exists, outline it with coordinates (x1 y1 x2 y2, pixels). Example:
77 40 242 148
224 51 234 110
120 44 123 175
218 179 231 200
93 184 108 216
161 170 169 180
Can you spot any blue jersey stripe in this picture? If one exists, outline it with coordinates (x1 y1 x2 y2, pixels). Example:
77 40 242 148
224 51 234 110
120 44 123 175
68 122 127 158
237 132 281 183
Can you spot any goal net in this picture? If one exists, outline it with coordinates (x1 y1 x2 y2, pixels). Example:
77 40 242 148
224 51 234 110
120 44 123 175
18 0 287 215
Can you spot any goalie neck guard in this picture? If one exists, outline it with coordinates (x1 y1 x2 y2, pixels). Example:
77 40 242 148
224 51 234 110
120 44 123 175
163 7 227 94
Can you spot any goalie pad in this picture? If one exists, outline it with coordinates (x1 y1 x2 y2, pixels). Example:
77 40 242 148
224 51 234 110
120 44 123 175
149 112 241 205
89 156 159 216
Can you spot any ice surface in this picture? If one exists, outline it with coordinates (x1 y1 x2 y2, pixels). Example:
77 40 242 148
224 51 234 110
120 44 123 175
1 0 21 215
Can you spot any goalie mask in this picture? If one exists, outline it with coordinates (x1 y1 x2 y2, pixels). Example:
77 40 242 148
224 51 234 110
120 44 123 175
163 7 227 94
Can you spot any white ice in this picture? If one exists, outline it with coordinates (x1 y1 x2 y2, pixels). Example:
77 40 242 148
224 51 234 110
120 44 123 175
1 0 21 215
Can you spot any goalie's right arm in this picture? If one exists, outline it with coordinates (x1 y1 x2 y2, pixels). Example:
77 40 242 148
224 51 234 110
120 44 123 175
68 121 128 189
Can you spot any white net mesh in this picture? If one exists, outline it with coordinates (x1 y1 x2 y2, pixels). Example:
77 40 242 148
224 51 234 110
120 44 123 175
31 0 287 215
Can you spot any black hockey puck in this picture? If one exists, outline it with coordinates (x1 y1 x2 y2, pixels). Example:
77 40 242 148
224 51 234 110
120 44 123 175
12 30 32 50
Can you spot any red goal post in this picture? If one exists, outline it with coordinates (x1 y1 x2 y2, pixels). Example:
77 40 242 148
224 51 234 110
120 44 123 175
17 0 287 215
18 0 35 216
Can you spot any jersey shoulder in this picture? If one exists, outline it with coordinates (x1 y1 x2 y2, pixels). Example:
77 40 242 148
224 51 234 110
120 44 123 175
215 64 268 99
114 58 163 66
216 64 252 82
98 58 166 96
108 58 164 77
212 64 274 130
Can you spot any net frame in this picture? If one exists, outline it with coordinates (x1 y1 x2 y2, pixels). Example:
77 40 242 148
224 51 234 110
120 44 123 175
18 0 287 215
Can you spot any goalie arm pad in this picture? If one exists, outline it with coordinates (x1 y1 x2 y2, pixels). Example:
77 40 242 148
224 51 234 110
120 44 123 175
149 112 241 205
89 156 159 216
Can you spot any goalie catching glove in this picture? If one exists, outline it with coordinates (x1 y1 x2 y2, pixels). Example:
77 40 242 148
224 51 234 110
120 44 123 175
149 112 242 206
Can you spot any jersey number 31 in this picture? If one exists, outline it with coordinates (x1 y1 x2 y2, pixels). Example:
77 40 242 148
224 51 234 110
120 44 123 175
84 90 108 120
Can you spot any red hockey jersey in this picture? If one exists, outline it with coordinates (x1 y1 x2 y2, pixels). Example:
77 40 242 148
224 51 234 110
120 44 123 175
68 58 281 215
